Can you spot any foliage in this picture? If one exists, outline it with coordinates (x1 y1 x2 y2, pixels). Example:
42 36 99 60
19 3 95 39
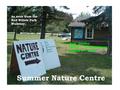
7 6 73 33
75 12 91 20
92 6 112 55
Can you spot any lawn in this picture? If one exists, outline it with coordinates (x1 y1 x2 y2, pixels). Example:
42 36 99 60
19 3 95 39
7 32 112 84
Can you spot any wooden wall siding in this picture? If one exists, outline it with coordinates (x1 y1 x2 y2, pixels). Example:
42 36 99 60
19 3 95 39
94 30 111 40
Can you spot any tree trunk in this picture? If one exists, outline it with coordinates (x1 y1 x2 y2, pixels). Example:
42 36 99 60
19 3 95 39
107 40 112 55
107 6 112 56
13 29 17 40
40 6 47 39
51 32 54 36
107 23 112 56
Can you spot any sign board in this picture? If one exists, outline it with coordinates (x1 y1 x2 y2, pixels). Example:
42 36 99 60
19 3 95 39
74 28 84 39
10 40 46 81
10 39 61 81
40 39 61 70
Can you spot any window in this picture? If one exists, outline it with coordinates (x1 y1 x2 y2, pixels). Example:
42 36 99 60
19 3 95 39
85 28 94 39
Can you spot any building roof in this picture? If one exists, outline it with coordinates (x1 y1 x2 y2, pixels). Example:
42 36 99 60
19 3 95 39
68 15 90 27
68 21 85 27
81 11 110 23
81 16 96 22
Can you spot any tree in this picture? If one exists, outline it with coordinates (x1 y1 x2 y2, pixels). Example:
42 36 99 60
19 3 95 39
40 6 73 39
40 6 47 39
93 6 112 55
7 6 17 40
7 6 41 39
75 12 91 21
7 6 73 39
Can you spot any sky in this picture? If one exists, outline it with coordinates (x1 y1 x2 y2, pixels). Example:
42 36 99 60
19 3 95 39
56 6 95 19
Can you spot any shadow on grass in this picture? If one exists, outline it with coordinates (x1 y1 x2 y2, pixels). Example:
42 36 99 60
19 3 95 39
61 53 112 69
59 53 112 84
63 41 107 47
63 41 90 46
7 72 22 84
7 52 112 84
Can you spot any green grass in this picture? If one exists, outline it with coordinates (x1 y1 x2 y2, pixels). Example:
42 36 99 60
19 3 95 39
7 32 112 84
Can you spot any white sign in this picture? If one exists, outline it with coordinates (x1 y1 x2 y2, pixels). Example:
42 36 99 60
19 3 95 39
13 40 46 81
40 39 61 70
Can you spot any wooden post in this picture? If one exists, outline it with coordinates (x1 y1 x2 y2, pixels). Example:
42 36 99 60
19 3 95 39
10 46 20 75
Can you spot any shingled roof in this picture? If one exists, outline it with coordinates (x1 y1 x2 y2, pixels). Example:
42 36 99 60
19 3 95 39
68 15 90 27
68 21 85 27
